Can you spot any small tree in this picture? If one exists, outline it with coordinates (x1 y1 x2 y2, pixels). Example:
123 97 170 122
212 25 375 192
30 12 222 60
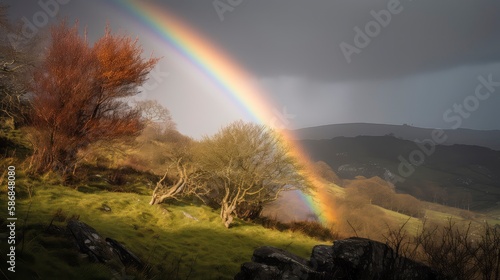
195 121 306 228
148 157 210 206
29 21 159 174
148 140 208 205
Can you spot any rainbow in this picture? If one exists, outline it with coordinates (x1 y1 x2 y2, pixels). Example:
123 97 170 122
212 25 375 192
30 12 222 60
110 0 336 225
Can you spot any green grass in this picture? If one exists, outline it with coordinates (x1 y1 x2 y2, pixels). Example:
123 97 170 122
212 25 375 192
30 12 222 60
484 206 500 225
0 178 328 279
363 196 491 238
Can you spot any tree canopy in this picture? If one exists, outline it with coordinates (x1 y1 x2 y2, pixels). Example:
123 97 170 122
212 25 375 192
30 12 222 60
194 121 306 228
148 121 307 228
29 21 159 174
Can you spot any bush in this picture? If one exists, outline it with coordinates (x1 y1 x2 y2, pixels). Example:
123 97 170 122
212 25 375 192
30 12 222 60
288 221 340 241
384 219 500 280
256 216 340 241
344 176 425 218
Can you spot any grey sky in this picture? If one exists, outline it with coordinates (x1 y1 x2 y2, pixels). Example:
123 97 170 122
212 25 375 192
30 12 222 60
6 0 500 138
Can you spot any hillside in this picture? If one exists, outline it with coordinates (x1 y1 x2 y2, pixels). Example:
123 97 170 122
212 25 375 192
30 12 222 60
2 126 500 279
300 135 500 211
2 122 500 279
0 172 328 279
293 123 500 151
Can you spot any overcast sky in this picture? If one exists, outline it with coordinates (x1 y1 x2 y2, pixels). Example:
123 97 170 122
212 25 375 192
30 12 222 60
7 0 500 138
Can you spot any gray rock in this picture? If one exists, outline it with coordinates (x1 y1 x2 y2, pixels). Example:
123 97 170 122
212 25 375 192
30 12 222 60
252 246 309 268
101 203 112 212
182 211 198 221
67 220 117 264
309 245 335 274
235 238 445 280
234 262 281 280
248 246 323 279
331 237 444 280
106 237 144 269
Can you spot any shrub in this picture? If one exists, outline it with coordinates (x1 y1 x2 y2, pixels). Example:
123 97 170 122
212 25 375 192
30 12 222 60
384 219 500 280
256 216 340 241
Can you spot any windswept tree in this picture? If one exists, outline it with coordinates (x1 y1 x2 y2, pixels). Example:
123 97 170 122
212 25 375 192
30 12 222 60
148 154 208 206
29 21 159 174
147 126 200 205
194 121 306 228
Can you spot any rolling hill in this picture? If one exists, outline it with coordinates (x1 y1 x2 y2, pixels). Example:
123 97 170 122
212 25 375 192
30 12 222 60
293 123 500 151
299 135 500 211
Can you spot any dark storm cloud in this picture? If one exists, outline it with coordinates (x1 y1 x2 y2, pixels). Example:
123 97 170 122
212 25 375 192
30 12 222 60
8 0 500 82
158 0 500 82
5 0 500 135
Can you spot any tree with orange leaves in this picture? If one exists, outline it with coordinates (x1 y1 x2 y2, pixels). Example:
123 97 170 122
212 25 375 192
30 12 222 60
29 21 159 174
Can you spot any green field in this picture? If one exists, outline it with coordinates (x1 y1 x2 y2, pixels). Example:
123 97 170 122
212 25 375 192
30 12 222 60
0 173 328 279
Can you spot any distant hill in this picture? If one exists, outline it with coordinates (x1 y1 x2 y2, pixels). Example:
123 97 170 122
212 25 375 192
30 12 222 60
299 135 500 211
293 123 500 151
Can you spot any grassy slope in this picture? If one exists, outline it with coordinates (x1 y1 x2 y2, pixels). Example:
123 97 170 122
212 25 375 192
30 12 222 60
3 173 497 279
325 181 500 237
0 175 328 279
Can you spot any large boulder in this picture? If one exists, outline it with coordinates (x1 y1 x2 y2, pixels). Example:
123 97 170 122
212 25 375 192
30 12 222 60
235 237 444 280
66 219 144 279
235 262 282 280
67 219 117 263
235 246 323 280
331 237 442 280
309 245 335 276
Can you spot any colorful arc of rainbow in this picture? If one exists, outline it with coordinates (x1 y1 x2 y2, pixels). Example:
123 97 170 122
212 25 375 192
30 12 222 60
112 0 336 225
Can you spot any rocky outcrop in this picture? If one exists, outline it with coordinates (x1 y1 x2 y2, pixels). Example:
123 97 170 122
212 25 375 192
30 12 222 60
235 237 444 280
331 237 441 280
310 245 335 276
67 220 143 276
67 219 117 263
106 237 144 269
236 262 282 279
251 246 322 279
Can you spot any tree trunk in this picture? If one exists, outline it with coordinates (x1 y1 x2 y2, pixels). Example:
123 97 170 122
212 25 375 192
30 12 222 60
149 179 185 205
220 202 236 228
149 160 187 205
149 193 160 205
